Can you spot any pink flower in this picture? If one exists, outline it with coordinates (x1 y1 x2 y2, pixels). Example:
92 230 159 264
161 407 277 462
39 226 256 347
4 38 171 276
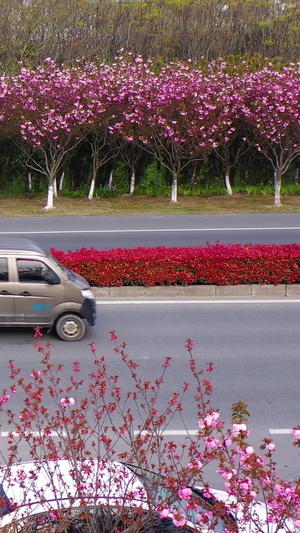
187 460 203 470
219 470 235 481
198 411 220 428
0 394 10 406
241 482 250 491
60 397 75 408
245 446 254 454
159 508 170 519
172 513 187 527
232 423 249 437
205 437 221 449
178 487 192 501
291 428 300 440
266 442 275 451
249 490 257 498
30 370 41 379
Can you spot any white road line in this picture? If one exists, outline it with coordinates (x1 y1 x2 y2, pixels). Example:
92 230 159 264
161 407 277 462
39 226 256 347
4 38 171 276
134 430 198 436
1 431 67 438
96 299 300 305
0 227 300 235
269 429 293 435
134 429 295 436
0 429 294 437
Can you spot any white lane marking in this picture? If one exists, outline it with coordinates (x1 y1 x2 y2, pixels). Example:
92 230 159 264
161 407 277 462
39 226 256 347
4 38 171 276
96 299 300 305
134 430 198 436
0 429 294 437
0 226 300 235
269 429 293 435
1 431 67 437
134 429 295 437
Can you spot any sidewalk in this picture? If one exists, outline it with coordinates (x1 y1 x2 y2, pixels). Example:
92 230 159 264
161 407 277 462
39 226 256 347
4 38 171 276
92 284 300 299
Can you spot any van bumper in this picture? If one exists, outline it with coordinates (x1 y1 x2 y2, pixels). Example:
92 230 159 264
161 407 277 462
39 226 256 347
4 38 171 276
80 298 97 326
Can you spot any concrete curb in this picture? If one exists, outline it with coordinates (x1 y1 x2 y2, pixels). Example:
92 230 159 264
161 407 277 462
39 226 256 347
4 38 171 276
92 284 300 299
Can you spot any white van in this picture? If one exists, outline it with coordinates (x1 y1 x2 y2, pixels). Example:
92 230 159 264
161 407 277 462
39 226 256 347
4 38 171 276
0 238 96 341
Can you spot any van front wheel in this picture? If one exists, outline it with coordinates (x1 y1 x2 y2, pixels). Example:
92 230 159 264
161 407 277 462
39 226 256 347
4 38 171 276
55 314 86 342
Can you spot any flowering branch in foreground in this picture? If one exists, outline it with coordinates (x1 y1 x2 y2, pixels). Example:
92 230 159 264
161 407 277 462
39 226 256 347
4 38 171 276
0 333 299 532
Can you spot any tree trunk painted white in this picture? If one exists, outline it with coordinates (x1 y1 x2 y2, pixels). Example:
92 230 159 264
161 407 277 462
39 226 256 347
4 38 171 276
53 178 58 198
171 172 178 203
225 168 233 196
295 166 299 185
108 170 114 189
59 171 65 191
130 169 135 194
88 155 98 200
44 184 54 210
88 177 95 200
274 169 282 206
190 166 197 186
28 172 32 191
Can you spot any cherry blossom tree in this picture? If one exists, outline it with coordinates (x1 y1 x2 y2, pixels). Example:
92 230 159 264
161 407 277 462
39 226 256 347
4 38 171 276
241 66 300 206
203 64 251 196
117 60 243 203
79 61 121 201
8 60 93 209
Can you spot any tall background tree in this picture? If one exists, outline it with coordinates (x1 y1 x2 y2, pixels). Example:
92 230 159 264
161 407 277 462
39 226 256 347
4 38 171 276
0 0 299 72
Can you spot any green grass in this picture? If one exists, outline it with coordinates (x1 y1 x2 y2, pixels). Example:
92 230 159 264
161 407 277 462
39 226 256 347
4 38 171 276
1 192 300 217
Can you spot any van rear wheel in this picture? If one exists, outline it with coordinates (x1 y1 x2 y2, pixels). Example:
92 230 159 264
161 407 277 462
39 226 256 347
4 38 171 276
55 314 86 342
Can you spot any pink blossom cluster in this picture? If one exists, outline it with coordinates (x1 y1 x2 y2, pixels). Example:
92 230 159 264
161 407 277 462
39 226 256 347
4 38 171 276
0 334 298 531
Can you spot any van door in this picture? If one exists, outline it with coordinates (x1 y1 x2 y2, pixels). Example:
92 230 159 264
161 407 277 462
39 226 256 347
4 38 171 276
0 258 14 324
12 258 64 325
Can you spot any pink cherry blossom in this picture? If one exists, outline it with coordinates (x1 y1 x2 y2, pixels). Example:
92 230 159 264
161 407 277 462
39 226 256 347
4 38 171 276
0 394 10 406
198 411 220 428
266 442 276 451
158 508 170 518
187 460 203 470
60 397 75 408
172 513 187 527
291 428 300 440
245 445 254 454
232 423 249 436
178 487 192 500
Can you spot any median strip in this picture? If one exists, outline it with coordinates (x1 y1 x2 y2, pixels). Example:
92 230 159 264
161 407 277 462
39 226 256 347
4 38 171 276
92 284 300 299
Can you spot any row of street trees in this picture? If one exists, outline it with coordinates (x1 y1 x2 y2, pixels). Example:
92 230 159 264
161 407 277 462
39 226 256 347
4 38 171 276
0 58 299 208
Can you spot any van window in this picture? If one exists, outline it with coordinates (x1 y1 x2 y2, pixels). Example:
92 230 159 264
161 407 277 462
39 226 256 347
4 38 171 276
17 259 54 283
0 258 8 282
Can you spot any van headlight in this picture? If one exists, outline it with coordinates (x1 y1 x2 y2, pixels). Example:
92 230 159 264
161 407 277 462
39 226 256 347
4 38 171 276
81 289 94 299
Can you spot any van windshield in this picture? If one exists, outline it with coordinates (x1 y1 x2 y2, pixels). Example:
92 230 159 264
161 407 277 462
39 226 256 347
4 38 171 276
49 256 76 281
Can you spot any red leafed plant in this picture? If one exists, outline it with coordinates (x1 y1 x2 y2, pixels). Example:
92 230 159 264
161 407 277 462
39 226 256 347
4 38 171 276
51 244 300 287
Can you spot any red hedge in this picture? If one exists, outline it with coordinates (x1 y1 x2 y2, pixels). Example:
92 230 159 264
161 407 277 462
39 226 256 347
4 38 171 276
51 244 300 287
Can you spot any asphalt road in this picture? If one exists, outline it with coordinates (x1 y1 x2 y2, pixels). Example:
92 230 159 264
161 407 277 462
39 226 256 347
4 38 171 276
0 301 299 489
1 213 300 250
